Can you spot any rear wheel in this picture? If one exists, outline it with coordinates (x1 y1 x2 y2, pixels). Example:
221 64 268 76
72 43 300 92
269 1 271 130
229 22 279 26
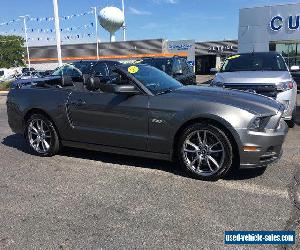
25 114 60 156
177 123 233 181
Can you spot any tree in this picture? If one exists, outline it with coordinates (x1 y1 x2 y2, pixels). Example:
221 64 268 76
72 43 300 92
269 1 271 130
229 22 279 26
0 35 26 68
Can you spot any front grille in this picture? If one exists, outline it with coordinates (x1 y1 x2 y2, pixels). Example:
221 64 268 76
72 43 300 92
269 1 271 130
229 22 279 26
223 84 277 99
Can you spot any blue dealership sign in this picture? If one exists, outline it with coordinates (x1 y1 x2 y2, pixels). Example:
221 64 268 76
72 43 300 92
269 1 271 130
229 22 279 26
271 15 300 31
168 43 192 51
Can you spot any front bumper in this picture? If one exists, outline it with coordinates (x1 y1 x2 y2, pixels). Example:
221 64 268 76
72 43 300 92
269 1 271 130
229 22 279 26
276 88 297 120
237 119 288 169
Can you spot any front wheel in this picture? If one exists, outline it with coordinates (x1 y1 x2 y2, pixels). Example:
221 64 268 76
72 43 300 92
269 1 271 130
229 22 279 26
177 123 233 181
25 114 60 156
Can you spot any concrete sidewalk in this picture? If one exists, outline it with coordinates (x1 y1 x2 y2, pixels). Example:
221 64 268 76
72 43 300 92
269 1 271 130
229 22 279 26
196 75 214 85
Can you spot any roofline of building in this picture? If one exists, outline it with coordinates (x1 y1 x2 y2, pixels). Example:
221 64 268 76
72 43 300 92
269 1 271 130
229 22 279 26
240 2 300 10
28 38 238 49
195 39 237 44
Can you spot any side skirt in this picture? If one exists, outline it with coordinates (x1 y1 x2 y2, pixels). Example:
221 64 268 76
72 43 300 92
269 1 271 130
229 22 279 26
61 140 171 161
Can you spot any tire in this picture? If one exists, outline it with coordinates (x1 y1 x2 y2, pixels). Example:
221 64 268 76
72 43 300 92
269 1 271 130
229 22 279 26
25 114 60 156
286 107 296 128
177 123 233 181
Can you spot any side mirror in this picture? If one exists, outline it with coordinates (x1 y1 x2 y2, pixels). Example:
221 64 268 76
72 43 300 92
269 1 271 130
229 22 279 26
100 84 140 95
115 85 140 94
210 68 218 74
290 65 300 72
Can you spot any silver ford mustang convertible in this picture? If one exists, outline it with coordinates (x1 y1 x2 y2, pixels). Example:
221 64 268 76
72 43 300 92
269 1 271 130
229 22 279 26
7 64 288 180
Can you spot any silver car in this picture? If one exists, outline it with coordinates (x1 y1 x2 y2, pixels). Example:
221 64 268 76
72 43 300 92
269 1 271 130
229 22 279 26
211 52 298 127
7 64 288 181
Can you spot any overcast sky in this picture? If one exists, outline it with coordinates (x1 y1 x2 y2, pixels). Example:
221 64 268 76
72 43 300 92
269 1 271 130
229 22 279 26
0 0 294 45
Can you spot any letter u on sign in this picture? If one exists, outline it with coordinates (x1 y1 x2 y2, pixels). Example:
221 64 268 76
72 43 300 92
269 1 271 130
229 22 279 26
288 16 300 30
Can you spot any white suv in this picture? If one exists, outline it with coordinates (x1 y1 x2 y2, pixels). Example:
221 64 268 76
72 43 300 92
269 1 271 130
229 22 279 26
211 52 297 127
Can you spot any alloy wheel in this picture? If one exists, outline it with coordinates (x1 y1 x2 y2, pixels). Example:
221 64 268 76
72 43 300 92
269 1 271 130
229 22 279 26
182 129 225 176
27 119 52 154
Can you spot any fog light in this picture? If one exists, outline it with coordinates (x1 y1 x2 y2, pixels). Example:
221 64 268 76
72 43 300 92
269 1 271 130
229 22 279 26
243 146 260 152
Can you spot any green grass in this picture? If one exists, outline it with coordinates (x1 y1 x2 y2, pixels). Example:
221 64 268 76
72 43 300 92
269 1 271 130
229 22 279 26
0 81 11 91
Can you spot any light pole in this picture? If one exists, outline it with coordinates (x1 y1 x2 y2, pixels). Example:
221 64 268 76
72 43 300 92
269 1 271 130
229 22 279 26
20 15 31 69
91 6 99 60
121 0 126 41
53 0 62 66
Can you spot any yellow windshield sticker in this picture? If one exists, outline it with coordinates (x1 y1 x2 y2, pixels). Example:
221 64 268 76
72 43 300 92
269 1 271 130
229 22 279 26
128 66 139 74
227 55 240 60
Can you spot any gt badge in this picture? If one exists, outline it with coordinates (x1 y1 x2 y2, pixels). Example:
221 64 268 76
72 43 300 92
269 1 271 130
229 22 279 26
152 119 164 124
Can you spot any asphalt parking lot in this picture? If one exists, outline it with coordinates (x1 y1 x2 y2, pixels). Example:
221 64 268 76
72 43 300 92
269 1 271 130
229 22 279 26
0 93 299 249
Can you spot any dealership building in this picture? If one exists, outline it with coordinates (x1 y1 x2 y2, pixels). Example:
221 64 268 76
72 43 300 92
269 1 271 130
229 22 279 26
29 39 238 74
239 2 300 68
28 2 300 74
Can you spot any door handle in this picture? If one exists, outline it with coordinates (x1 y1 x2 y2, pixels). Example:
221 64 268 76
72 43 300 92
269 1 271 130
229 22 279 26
71 99 86 106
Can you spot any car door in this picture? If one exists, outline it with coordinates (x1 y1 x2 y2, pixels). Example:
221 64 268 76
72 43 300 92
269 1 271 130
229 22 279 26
66 70 149 151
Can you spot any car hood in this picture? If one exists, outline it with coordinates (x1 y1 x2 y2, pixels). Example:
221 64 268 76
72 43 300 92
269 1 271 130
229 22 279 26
173 85 283 115
214 71 291 85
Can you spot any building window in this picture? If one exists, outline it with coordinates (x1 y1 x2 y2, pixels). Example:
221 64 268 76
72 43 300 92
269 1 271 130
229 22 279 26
270 42 300 67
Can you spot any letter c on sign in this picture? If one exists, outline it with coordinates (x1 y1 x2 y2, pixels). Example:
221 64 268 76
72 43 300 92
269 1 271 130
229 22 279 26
270 16 283 31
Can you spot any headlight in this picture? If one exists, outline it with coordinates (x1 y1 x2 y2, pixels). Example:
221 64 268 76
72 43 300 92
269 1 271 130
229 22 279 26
248 116 270 131
211 81 224 87
276 81 295 91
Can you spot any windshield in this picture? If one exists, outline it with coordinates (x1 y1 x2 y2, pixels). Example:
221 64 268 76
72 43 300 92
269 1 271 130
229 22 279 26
220 53 288 72
52 61 98 76
52 64 83 76
125 65 182 95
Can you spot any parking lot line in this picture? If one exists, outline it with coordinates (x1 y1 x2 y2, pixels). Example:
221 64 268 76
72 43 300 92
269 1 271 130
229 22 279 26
217 180 289 199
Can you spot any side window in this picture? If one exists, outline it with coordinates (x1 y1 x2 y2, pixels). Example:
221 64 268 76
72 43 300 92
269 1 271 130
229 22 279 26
0 70 4 76
93 63 108 77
